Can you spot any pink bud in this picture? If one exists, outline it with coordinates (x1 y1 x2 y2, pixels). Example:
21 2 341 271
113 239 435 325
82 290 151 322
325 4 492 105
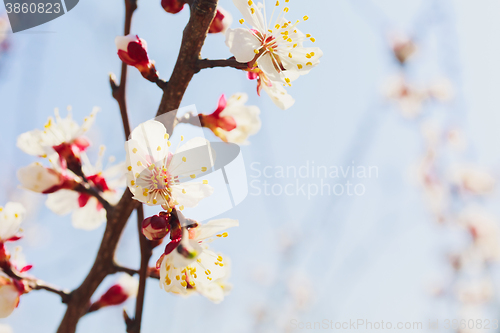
115 35 159 82
209 7 232 34
161 0 185 14
88 275 138 312
199 95 237 138
142 214 170 241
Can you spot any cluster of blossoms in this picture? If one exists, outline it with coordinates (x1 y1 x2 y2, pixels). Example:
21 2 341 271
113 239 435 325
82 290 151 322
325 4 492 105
226 0 323 110
383 35 453 119
16 108 124 230
383 75 453 118
389 36 500 327
0 202 30 318
0 0 324 322
117 0 322 112
125 120 238 302
415 120 500 326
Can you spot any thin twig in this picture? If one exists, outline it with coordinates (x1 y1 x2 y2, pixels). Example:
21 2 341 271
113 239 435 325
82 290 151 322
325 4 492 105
111 265 160 280
3 266 71 303
111 0 138 140
127 205 153 333
113 264 138 276
196 58 248 72
31 280 71 303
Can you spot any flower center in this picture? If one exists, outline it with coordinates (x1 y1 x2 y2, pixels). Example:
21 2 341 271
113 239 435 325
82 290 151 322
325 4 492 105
250 30 286 74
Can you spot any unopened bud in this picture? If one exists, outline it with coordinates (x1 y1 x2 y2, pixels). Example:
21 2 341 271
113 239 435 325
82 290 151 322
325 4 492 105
208 7 232 34
88 275 138 312
115 34 159 82
161 0 185 14
142 214 170 241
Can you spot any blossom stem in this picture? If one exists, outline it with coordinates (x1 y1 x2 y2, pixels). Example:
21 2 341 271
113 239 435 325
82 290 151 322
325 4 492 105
3 265 71 303
196 58 248 71
112 265 161 280
32 280 71 304
112 264 138 276
111 0 138 140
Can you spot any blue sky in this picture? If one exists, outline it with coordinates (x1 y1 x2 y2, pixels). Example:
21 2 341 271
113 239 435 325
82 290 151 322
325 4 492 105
2 0 500 332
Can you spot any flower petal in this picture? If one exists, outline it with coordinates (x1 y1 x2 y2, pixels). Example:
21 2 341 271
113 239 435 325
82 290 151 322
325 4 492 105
46 190 80 216
129 120 169 163
225 28 261 63
232 0 266 32
193 218 239 240
71 197 106 230
171 182 214 208
169 137 215 180
262 81 295 110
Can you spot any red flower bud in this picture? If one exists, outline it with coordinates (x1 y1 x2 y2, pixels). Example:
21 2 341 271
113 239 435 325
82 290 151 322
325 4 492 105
88 275 138 313
161 0 185 14
115 35 159 82
142 214 170 241
199 95 237 133
208 8 232 34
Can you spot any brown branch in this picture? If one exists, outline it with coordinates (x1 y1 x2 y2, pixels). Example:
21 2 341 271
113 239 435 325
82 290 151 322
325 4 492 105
31 280 71 303
113 263 138 276
156 0 220 134
126 205 153 333
56 190 140 333
56 0 221 331
196 58 248 71
111 0 138 140
111 265 160 280
2 265 71 303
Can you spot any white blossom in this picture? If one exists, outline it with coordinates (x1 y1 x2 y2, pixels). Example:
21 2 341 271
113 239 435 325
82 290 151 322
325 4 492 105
159 218 238 303
16 107 98 158
226 0 322 87
45 150 124 230
0 203 25 242
0 275 20 318
125 120 215 211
